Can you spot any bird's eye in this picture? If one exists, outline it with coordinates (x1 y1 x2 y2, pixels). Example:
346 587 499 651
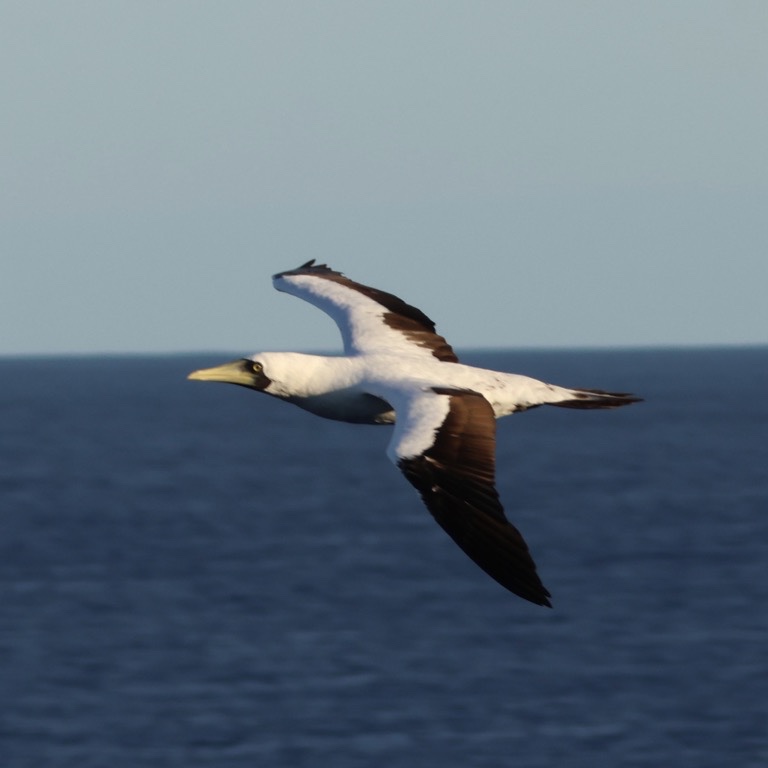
249 361 263 374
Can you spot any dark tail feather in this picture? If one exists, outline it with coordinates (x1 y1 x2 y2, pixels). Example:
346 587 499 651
551 388 643 410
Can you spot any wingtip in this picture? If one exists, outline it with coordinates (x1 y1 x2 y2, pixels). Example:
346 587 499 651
518 584 553 608
553 388 643 410
273 259 340 280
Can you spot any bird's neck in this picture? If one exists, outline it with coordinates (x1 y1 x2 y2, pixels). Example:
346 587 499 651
260 352 360 399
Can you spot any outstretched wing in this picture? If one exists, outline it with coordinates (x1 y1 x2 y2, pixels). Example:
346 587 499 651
384 385 551 606
273 260 458 362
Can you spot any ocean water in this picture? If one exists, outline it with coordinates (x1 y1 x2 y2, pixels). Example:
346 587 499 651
1 348 766 767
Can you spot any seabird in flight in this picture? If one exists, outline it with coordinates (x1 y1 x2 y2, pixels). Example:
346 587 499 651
188 261 641 606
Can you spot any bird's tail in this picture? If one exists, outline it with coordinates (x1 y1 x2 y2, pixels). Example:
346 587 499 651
548 386 642 410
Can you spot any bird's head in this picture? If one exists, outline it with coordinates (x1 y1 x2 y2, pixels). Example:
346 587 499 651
187 356 273 393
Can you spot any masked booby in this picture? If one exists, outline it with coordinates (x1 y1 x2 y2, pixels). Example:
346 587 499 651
188 261 641 606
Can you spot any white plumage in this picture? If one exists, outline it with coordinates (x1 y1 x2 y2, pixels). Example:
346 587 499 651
189 260 641 606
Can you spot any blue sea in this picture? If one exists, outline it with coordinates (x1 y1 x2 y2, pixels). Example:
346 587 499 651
1 348 766 767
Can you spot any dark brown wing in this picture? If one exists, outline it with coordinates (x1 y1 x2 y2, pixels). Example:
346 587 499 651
395 388 551 606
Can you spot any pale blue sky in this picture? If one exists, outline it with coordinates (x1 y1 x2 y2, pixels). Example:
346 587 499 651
2 1 766 355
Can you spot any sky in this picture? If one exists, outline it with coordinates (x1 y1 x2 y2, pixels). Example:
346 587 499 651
2 1 766 355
